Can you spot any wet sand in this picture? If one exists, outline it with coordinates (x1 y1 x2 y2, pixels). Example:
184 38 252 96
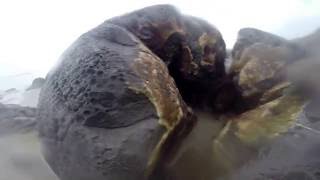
0 132 58 180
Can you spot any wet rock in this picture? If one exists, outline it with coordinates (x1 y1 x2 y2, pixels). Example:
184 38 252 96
109 6 227 107
34 4 232 180
26 77 45 91
230 28 305 111
37 5 314 180
212 92 305 179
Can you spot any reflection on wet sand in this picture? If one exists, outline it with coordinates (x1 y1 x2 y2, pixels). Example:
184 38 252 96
165 92 311 180
0 133 58 180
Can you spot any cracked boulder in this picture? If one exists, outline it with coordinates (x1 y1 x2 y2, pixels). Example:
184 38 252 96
37 4 227 180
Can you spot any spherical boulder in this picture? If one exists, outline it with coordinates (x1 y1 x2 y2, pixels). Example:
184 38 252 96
37 4 227 180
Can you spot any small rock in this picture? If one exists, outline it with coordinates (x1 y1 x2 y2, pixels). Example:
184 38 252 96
26 77 45 91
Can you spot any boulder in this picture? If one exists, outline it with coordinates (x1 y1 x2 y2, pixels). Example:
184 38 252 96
37 4 228 180
229 28 305 110
26 77 45 91
212 91 305 178
37 5 314 180
109 8 227 107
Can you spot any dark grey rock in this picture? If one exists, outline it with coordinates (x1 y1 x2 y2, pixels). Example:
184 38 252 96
38 23 163 180
37 4 229 180
108 5 227 107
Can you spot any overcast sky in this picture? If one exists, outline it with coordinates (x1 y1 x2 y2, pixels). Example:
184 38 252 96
0 0 319 89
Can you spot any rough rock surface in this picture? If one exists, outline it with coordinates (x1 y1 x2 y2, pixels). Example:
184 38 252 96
109 6 227 107
229 28 305 111
36 4 317 180
219 28 320 180
38 23 173 180
37 4 229 180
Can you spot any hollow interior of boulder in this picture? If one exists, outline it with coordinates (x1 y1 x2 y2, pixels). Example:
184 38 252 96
158 33 238 113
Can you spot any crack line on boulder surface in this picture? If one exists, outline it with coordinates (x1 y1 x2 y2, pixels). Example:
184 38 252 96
295 123 320 135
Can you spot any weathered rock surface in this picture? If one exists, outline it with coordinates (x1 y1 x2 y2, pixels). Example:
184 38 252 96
210 91 305 177
37 4 229 180
220 28 320 180
36 4 318 180
39 23 176 180
109 7 227 107
229 28 305 111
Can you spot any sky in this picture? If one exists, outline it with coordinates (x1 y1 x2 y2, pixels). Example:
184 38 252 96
0 0 319 89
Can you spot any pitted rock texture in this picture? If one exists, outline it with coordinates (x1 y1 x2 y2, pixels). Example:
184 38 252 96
37 4 228 180
36 5 318 180
108 6 227 107
39 24 168 180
